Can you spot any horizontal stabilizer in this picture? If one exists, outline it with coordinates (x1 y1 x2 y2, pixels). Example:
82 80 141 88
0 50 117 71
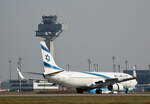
25 72 43 75
17 68 47 81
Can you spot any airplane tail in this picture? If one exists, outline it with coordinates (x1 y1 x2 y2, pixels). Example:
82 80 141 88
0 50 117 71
40 41 64 75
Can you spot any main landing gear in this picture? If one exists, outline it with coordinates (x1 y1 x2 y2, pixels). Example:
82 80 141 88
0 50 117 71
125 88 128 94
96 88 102 94
76 88 84 94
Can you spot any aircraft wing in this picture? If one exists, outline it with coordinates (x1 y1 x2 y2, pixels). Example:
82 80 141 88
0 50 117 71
91 69 137 89
91 77 136 89
118 77 136 83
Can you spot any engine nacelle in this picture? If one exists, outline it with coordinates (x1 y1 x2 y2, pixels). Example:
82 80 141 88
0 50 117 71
108 83 124 91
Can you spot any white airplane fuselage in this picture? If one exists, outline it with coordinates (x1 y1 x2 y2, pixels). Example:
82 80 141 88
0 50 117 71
45 71 137 89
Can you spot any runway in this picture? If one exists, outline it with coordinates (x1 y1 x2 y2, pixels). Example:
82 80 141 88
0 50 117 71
1 94 150 104
1 94 150 97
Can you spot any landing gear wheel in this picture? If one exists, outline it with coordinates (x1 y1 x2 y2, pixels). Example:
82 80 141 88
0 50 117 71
96 88 102 94
125 88 128 94
76 88 84 94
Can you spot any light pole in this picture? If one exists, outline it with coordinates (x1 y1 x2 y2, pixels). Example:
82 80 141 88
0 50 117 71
112 56 116 72
97 64 99 72
94 64 99 72
125 60 128 70
148 64 150 70
67 64 70 71
94 64 96 72
88 59 91 72
118 65 121 72
18 57 22 70
8 60 12 81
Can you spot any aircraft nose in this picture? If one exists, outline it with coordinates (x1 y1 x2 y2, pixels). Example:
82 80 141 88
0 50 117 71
135 80 138 85
134 79 138 86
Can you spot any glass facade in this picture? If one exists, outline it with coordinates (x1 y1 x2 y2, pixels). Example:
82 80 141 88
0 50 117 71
123 70 150 84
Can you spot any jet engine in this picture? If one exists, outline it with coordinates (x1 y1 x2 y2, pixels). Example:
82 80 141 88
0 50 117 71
108 83 124 91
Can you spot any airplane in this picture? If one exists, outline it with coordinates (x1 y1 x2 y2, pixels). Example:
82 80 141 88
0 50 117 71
17 40 137 94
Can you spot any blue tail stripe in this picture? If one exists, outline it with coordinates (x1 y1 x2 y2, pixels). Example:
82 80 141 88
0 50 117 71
82 72 110 79
41 45 49 53
43 62 63 70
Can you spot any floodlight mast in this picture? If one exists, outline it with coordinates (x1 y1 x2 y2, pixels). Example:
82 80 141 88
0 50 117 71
36 15 64 56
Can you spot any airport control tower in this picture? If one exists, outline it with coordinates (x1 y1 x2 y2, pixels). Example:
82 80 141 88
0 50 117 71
36 15 65 56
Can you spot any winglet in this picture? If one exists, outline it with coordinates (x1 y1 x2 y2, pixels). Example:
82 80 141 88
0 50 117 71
17 68 25 80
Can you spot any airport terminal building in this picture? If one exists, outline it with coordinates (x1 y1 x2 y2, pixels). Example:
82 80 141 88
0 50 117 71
123 69 150 92
1 80 58 91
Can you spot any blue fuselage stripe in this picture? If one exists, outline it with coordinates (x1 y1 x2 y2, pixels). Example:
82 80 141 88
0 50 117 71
82 72 110 79
43 62 62 70
41 45 49 53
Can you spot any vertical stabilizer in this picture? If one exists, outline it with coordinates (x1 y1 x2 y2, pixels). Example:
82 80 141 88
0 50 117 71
40 41 64 75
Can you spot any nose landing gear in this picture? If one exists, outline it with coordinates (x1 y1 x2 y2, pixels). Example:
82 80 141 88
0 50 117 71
96 88 102 94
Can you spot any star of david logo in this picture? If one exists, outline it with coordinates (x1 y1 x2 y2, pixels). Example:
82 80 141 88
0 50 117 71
45 54 50 62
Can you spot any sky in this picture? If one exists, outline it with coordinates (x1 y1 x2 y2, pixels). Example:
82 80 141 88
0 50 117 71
0 0 150 81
